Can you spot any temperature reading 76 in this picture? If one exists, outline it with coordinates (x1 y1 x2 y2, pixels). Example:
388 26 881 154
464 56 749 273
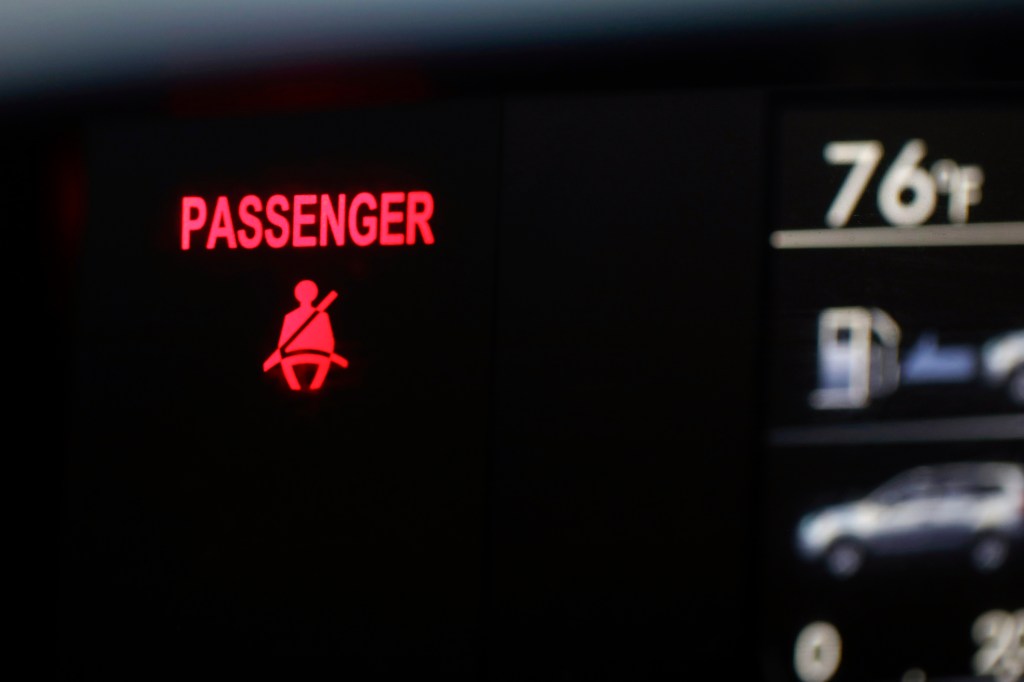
824 139 984 227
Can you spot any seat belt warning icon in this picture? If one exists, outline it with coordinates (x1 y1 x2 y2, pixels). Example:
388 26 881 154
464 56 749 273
263 279 349 390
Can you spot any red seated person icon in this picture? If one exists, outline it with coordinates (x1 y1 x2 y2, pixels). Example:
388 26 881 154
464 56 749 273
263 280 349 390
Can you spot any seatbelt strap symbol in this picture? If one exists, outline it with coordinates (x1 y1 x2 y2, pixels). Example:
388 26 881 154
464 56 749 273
263 290 348 371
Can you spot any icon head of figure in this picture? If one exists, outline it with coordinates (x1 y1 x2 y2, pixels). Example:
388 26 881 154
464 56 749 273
294 279 318 306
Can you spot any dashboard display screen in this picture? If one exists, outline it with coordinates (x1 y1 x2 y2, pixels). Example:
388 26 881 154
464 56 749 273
64 101 500 666
52 87 1022 679
763 100 1023 682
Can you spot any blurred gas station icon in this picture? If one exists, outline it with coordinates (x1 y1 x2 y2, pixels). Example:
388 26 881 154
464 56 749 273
811 307 901 410
263 279 349 390
810 306 1024 410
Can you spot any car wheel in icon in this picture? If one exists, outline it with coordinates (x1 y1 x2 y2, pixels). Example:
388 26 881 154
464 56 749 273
1008 367 1024 405
970 534 1009 573
825 539 864 579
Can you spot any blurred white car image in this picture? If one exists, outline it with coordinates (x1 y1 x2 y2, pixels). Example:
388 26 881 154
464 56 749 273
797 462 1024 578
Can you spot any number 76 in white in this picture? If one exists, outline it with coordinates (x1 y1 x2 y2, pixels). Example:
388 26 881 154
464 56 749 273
823 139 984 228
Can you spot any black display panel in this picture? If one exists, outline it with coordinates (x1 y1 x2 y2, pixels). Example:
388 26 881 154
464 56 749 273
490 91 764 679
63 101 500 672
50 87 1023 680
761 99 1024 682
770 104 1024 429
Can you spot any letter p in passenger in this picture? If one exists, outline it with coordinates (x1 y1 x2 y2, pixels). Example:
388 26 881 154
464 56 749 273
181 196 208 250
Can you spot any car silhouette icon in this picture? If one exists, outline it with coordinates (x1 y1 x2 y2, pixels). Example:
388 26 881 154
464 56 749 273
797 462 1024 579
982 330 1024 406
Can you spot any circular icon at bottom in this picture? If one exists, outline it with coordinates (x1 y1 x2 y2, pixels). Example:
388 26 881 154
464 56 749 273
794 621 843 682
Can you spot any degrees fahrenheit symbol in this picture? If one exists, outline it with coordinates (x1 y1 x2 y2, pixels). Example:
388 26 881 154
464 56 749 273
263 280 349 391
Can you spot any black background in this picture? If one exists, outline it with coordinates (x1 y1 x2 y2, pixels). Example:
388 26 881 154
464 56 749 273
760 101 1024 682
63 101 500 673
769 103 1024 425
778 105 1024 230
58 91 767 677
49 91 1023 679
768 247 1024 425
45 90 1024 680
490 92 763 679
760 443 1023 682
3 5 1018 679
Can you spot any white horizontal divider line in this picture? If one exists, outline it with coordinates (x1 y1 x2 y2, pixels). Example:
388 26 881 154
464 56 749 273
770 221 1024 249
769 414 1024 447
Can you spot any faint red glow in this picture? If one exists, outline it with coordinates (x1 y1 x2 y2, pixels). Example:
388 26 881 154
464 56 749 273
263 280 349 391
167 67 432 118
53 142 87 283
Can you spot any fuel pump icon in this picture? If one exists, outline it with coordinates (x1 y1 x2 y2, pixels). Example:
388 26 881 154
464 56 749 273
810 307 901 410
